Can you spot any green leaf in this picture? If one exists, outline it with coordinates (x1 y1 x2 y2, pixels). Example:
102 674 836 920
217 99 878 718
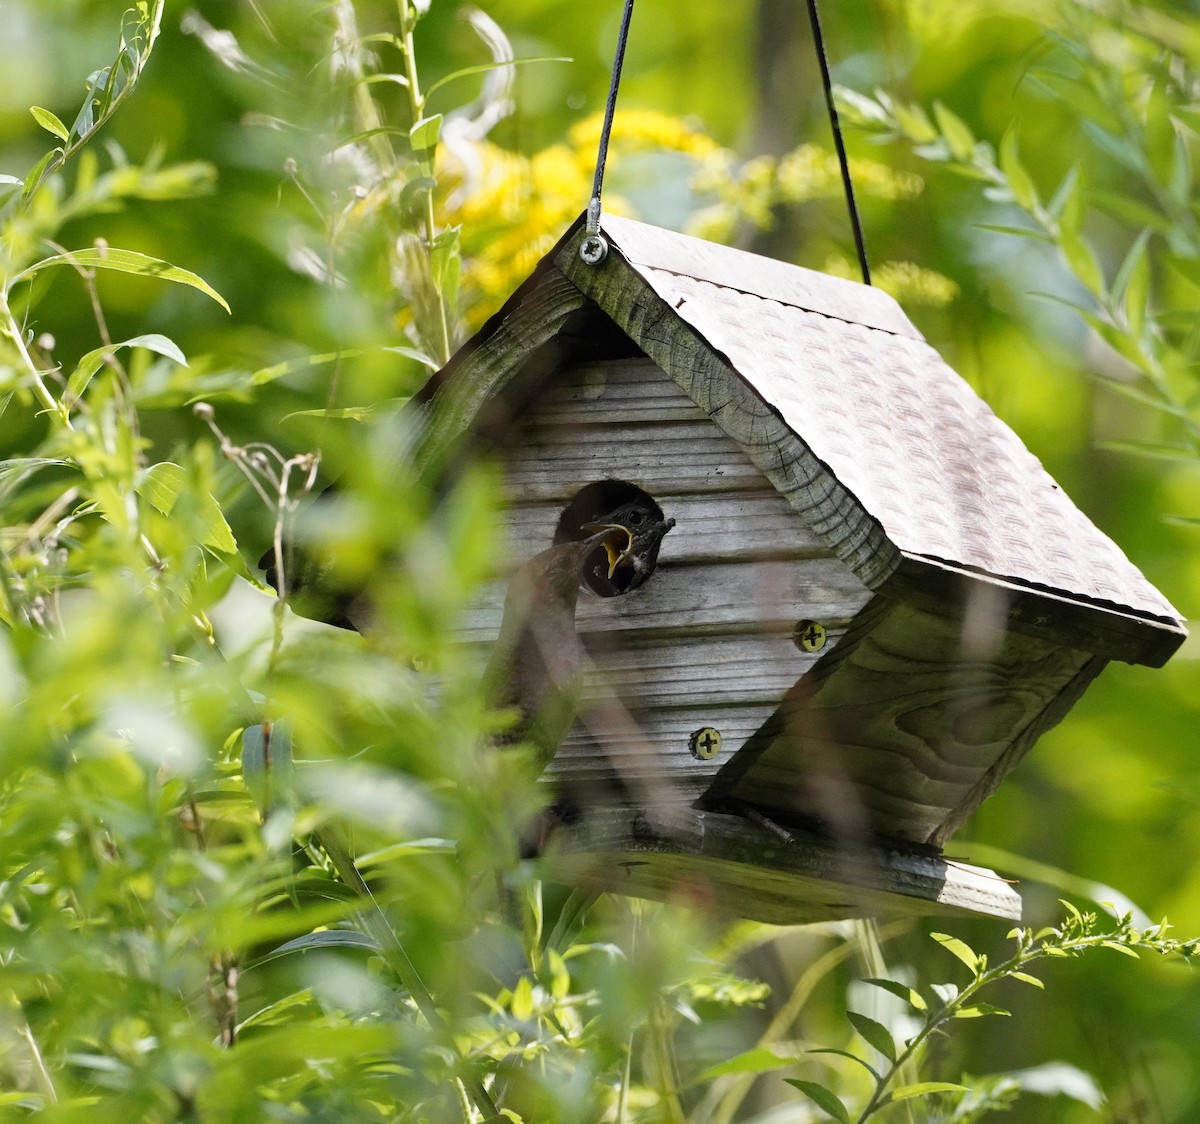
66 333 187 403
242 720 295 814
1100 940 1141 958
888 1081 968 1102
22 148 61 202
999 129 1039 211
952 1003 1010 1019
1010 971 1045 989
30 105 69 141
137 461 237 553
847 1011 896 1060
807 1048 879 1081
16 247 229 312
863 977 927 1011
931 932 980 973
1059 228 1105 295
1110 229 1152 327
510 974 534 1021
424 55 572 100
281 402 403 423
259 929 381 963
1100 440 1196 463
783 1080 850 1123
697 1046 797 1081
409 113 443 151
933 101 975 160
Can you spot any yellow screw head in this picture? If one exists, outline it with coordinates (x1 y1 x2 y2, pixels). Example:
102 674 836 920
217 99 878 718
689 727 722 761
793 619 828 653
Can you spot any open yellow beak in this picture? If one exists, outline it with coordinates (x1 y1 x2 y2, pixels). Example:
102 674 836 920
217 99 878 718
581 522 635 578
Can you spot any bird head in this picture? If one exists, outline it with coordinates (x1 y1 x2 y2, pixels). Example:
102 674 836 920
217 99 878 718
581 499 675 591
538 525 632 601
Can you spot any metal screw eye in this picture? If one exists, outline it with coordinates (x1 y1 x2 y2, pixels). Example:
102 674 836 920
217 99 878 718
579 234 609 265
689 726 722 761
793 619 827 653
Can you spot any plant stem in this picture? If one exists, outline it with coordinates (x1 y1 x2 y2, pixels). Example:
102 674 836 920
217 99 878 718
0 293 72 430
396 0 452 366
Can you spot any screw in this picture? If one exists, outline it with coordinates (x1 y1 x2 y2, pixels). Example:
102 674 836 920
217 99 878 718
579 233 609 265
793 619 827 653
689 726 722 761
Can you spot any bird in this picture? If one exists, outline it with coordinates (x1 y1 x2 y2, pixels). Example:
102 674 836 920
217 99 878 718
581 500 676 596
486 503 675 762
483 511 674 857
482 525 630 768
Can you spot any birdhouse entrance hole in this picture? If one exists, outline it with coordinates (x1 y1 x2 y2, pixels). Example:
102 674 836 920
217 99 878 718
554 479 669 596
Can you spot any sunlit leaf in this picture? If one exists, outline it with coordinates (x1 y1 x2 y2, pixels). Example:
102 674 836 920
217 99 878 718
888 1081 968 1102
930 932 980 973
863 977 927 1011
66 333 187 403
137 461 237 552
15 247 229 311
30 105 70 141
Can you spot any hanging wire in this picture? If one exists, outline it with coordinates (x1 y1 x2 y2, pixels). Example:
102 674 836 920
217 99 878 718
804 0 871 285
580 0 637 265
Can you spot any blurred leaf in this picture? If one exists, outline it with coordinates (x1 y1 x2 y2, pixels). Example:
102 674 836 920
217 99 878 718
409 113 443 151
807 1048 879 1080
888 1081 968 1101
933 101 975 160
697 1046 797 1081
14 247 229 312
66 333 187 403
262 928 381 960
424 56 572 100
137 461 237 552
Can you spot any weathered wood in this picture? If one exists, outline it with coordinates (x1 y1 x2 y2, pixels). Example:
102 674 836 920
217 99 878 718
702 595 1096 844
889 553 1186 669
559 239 903 591
415 266 590 471
558 217 1185 665
458 357 873 800
550 805 1023 923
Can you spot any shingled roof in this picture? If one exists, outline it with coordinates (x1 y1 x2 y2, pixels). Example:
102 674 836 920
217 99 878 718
598 215 1177 617
421 211 1186 667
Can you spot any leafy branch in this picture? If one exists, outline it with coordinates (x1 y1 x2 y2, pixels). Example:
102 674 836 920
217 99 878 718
789 904 1199 1121
835 15 1200 472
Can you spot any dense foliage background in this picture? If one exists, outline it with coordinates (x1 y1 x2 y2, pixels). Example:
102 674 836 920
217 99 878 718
2 0 1199 1120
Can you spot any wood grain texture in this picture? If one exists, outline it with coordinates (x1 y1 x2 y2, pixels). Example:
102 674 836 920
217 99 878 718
892 553 1185 668
555 220 1185 665
550 805 1022 923
459 358 873 801
703 595 1095 844
559 240 902 591
415 266 589 471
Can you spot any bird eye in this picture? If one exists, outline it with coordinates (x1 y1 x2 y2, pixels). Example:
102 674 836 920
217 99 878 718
628 510 644 526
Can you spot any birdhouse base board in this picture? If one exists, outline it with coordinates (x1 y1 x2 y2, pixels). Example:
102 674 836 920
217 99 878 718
549 807 1021 924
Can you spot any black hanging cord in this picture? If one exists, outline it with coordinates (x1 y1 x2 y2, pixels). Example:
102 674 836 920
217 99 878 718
581 0 637 264
804 0 872 285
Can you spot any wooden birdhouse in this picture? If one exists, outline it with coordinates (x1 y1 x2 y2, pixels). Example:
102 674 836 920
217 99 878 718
416 212 1187 924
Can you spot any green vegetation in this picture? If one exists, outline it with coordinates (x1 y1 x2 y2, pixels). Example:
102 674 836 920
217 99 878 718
1 0 1197 1120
